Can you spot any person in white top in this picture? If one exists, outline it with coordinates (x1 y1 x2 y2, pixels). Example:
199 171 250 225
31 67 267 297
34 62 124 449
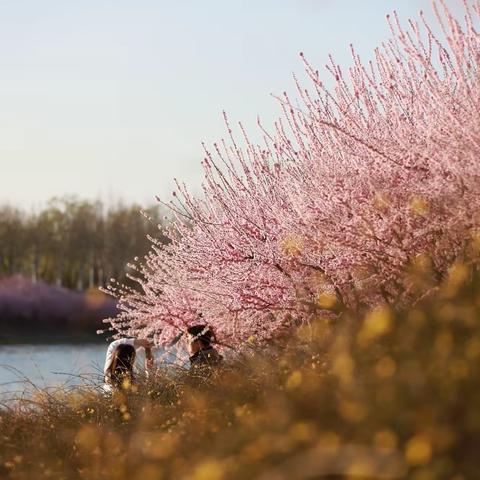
103 338 153 393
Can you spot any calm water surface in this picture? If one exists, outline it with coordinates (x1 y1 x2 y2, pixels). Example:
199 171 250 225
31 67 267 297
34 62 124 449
0 344 106 399
0 344 177 401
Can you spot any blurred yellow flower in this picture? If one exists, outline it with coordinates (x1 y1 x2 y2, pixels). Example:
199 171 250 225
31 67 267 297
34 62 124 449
338 400 367 423
410 196 428 215
373 429 398 449
411 253 432 274
441 262 469 298
357 306 393 347
122 378 132 390
315 292 338 310
407 309 427 328
317 431 341 450
332 351 355 385
346 458 377 477
134 464 163 480
374 356 396 379
193 460 224 480
286 370 303 390
75 425 101 452
373 192 391 211
405 434 432 466
281 234 303 256
132 432 179 460
289 422 315 443
234 404 249 418
434 330 453 357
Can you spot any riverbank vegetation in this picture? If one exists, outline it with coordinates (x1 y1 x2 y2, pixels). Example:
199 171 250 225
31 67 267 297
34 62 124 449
1 267 480 479
0 276 116 343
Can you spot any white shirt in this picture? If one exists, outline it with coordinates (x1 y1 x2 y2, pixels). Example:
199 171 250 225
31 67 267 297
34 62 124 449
103 338 136 393
103 338 136 375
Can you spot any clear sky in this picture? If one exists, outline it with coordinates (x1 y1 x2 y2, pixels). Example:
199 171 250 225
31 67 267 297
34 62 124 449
0 0 464 209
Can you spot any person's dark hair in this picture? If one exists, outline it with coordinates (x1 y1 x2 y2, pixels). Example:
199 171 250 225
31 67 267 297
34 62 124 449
109 343 136 387
187 324 214 347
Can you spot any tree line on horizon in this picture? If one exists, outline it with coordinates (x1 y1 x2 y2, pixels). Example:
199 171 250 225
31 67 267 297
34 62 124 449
0 197 168 291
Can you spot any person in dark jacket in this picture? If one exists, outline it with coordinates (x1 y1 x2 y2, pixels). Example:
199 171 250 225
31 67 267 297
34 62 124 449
186 324 222 369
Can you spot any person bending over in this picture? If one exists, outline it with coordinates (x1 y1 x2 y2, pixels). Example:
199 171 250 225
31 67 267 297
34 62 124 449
103 338 153 392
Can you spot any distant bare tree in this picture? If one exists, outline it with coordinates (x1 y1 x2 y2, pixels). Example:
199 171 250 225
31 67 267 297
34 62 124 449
0 197 166 290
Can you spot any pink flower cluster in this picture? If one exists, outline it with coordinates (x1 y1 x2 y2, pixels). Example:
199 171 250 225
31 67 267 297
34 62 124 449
105 1 480 346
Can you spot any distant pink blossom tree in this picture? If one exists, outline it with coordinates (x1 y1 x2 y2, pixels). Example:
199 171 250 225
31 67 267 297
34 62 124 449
104 1 480 346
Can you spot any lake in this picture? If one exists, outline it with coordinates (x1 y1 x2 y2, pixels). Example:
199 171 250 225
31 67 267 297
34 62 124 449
0 343 182 402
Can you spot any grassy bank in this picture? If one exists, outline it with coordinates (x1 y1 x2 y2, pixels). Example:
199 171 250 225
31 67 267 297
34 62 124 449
1 270 480 479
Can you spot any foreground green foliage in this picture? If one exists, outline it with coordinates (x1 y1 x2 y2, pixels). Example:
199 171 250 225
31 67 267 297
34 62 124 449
1 268 480 479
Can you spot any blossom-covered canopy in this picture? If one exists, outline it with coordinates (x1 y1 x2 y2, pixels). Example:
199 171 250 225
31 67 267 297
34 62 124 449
104 1 480 347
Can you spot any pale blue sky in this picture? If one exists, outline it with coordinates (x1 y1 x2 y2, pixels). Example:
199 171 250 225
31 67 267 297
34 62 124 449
0 0 463 208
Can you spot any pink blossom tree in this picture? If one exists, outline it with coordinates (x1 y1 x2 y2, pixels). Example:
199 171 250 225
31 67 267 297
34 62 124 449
104 1 480 347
